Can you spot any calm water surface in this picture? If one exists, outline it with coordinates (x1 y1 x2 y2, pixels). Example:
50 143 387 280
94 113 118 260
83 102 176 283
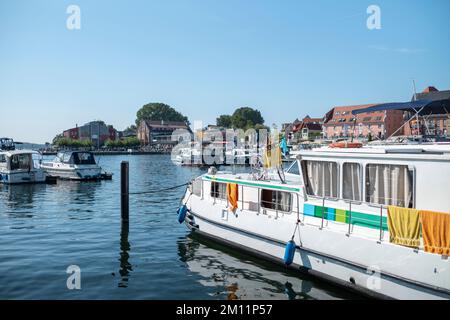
0 155 359 300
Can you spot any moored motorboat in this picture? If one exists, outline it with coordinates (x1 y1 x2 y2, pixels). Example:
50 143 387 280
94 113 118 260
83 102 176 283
0 150 46 184
41 151 104 180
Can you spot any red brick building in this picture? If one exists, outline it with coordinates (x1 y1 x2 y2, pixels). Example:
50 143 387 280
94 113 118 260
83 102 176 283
323 104 404 140
137 120 190 145
62 121 118 147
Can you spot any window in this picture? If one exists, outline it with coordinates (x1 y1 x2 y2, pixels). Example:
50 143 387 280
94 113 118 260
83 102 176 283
365 164 414 208
286 161 300 175
211 182 227 199
0 155 6 163
192 178 202 197
261 189 292 212
73 153 96 165
10 154 31 171
342 163 362 201
301 160 338 198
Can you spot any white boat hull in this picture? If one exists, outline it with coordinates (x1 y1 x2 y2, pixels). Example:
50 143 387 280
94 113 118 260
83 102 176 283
0 170 46 184
183 191 450 300
42 166 102 180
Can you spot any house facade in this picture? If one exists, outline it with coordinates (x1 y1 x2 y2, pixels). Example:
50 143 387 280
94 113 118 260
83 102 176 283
63 121 117 147
285 116 323 143
137 120 190 145
323 104 404 140
404 86 450 136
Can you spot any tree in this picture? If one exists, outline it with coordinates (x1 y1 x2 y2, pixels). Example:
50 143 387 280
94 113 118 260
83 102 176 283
105 137 140 149
124 125 137 132
216 115 233 128
231 107 265 130
135 103 188 126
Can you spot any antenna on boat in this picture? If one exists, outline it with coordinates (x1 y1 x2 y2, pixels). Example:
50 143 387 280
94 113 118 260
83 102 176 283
412 79 418 101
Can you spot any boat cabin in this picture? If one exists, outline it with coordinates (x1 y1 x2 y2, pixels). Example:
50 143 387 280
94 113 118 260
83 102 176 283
0 137 15 151
0 150 41 172
191 145 450 242
55 151 97 166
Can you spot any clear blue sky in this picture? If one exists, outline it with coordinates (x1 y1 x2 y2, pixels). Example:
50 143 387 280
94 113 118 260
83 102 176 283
1 0 449 143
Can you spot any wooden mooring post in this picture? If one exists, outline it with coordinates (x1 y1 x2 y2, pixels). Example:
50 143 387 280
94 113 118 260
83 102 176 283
121 161 129 223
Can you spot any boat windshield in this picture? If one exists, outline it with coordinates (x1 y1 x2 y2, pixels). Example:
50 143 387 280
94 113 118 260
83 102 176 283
72 152 96 165
10 154 32 171
285 161 300 175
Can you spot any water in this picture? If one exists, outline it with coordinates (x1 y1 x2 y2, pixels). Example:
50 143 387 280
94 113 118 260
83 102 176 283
0 155 358 300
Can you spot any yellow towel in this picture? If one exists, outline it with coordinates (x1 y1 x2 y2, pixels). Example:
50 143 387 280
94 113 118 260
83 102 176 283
420 210 450 256
387 206 420 248
227 183 239 212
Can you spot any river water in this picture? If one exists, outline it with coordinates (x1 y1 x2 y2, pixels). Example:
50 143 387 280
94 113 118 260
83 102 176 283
0 155 359 300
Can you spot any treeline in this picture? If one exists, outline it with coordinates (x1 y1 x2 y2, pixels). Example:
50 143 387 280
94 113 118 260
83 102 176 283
53 137 93 148
104 137 140 149
216 107 267 131
52 137 140 149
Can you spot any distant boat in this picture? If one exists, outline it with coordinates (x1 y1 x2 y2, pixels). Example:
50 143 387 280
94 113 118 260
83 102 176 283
0 137 15 151
0 150 46 184
41 151 103 180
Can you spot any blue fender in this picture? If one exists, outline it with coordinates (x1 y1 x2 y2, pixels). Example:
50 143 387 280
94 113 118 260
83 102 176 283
283 240 296 266
177 205 188 224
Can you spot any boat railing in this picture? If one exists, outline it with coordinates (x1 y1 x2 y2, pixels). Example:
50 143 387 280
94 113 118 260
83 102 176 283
195 177 302 221
195 177 387 242
315 195 387 242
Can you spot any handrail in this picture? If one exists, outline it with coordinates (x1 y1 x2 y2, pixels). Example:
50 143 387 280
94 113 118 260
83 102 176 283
197 177 388 242
348 201 352 236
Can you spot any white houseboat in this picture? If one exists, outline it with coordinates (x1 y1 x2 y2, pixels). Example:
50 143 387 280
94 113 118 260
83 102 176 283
0 150 46 184
179 144 450 299
41 151 103 180
180 99 450 299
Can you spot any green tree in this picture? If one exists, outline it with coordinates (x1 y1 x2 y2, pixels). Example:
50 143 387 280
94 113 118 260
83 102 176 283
135 103 188 126
216 115 233 128
124 124 137 133
231 107 265 130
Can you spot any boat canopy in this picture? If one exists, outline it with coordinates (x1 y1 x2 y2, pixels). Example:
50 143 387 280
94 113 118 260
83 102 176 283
57 151 97 165
351 99 450 116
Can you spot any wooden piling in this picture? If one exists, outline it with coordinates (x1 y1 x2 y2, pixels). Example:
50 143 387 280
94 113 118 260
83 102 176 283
121 161 129 223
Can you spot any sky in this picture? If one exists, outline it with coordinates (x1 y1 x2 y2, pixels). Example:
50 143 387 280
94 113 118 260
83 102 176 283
1 0 450 143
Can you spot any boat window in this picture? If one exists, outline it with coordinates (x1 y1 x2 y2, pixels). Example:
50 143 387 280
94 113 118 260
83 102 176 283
0 154 6 163
73 153 96 165
210 182 227 199
192 178 202 197
61 153 72 163
342 163 362 201
365 164 414 208
261 189 292 212
286 161 300 175
301 160 338 198
10 154 31 171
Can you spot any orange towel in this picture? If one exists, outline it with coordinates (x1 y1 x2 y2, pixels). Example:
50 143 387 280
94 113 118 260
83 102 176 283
227 183 239 212
387 206 420 248
420 210 450 256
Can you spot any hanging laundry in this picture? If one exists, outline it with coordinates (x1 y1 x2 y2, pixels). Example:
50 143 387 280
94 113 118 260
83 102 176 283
387 206 421 248
420 210 450 256
280 137 289 156
227 183 239 212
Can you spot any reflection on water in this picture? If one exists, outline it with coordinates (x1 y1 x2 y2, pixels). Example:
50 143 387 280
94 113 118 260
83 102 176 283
0 155 357 299
178 234 359 300
118 222 132 288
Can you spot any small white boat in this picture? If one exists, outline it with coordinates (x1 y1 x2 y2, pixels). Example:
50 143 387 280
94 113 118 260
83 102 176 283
0 150 46 184
41 151 103 180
